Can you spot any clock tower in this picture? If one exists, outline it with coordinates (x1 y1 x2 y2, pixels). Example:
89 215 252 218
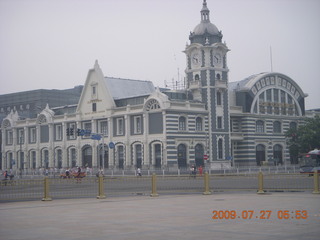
185 0 231 168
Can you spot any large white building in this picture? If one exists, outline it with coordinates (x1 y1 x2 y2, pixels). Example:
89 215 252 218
1 0 310 171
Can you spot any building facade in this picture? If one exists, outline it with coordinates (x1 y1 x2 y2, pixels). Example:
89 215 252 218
0 1 312 171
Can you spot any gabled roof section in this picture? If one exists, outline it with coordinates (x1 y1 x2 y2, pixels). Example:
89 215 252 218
104 77 155 100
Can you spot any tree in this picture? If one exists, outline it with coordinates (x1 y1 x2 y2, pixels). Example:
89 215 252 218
286 115 320 163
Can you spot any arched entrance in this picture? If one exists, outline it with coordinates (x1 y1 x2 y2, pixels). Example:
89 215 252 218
98 144 109 169
41 149 49 168
154 144 162 169
82 146 92 168
117 145 124 169
56 149 62 169
273 144 283 165
195 144 204 167
135 144 142 168
256 144 265 166
30 150 36 169
177 144 187 168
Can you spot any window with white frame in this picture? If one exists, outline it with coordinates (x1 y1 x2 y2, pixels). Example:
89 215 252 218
256 120 264 133
30 127 37 143
134 116 142 134
55 124 62 141
98 120 108 136
6 130 13 145
178 116 186 131
195 117 203 131
91 84 98 99
117 118 124 135
18 129 24 144
83 122 92 137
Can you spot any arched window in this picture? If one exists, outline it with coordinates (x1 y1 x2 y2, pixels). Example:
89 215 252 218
145 99 160 111
273 121 281 133
218 139 223 159
179 116 186 131
256 120 264 133
37 114 47 124
289 122 297 130
195 117 203 131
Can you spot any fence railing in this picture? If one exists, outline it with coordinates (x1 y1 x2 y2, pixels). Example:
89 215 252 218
0 171 319 202
4 165 303 179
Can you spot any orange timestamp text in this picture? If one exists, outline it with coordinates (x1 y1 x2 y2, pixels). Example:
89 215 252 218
212 210 308 220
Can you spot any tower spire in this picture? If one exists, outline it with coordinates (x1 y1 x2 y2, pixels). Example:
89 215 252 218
201 0 210 22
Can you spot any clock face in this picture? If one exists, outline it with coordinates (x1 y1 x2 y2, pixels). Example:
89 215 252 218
191 51 201 66
214 54 221 64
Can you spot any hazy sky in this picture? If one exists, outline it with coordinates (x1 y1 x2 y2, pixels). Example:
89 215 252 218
1 0 319 109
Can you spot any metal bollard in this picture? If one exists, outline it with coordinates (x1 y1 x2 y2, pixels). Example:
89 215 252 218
150 173 159 197
312 170 320 194
97 176 106 199
41 177 52 201
257 171 265 194
203 172 212 195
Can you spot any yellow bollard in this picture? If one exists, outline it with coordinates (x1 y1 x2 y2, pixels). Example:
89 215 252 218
41 177 52 201
150 173 159 197
97 176 106 199
257 171 265 194
203 172 212 195
312 170 320 194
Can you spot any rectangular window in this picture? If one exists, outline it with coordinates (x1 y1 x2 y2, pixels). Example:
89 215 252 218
6 130 13 145
18 129 24 144
273 89 279 102
29 127 37 143
92 103 97 112
217 91 222 105
55 124 62 141
134 116 142 134
99 120 108 136
83 122 92 137
266 89 272 102
179 116 186 131
217 116 223 129
117 118 124 135
281 90 286 103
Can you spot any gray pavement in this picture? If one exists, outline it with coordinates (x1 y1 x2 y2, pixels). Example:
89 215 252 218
0 192 319 240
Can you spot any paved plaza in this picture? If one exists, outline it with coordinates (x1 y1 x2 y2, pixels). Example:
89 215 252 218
0 192 319 240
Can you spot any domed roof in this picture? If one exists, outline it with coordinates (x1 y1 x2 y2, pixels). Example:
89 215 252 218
193 21 220 35
191 0 220 36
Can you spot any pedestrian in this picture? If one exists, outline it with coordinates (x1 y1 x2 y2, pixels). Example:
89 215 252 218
199 165 203 176
3 170 8 179
192 165 197 178
77 166 81 177
65 169 70 178
137 168 142 177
